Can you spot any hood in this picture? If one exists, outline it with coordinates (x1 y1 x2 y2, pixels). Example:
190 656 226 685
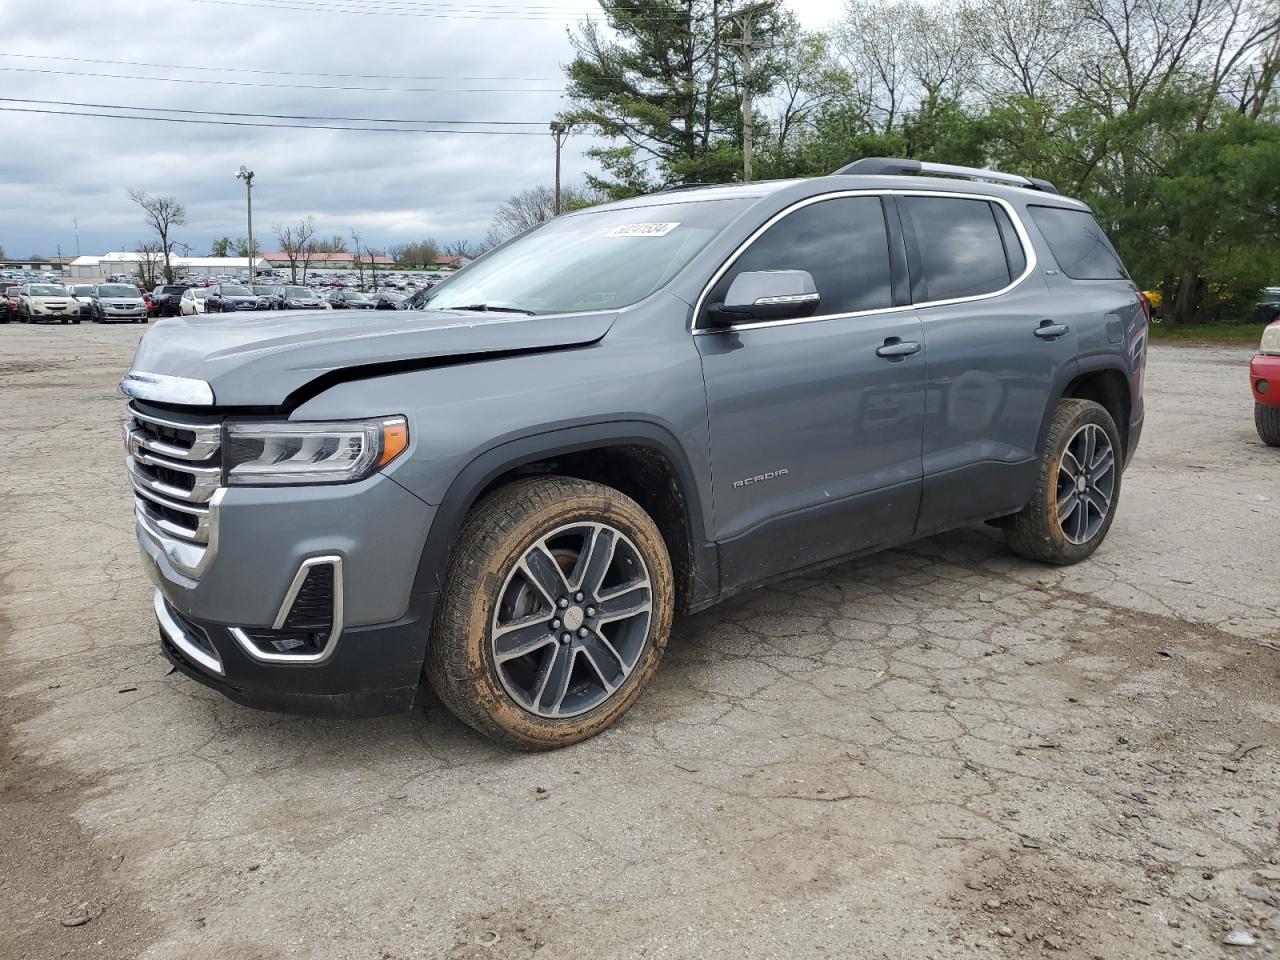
126 308 618 407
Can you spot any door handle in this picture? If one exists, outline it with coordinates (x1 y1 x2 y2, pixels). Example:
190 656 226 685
876 338 922 360
1033 320 1070 339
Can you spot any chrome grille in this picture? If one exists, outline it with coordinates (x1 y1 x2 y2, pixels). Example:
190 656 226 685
126 403 223 574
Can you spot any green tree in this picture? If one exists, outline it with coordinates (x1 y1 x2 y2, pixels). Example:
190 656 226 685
563 0 789 196
209 236 234 257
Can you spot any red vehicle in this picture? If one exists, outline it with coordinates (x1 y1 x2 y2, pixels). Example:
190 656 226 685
0 284 20 323
1252 320 1280 446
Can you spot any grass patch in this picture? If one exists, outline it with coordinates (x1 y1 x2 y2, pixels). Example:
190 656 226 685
1148 322 1264 344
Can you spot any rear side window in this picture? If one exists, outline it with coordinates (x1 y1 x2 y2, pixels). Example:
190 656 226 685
902 196 1012 301
1028 205 1128 280
709 196 893 318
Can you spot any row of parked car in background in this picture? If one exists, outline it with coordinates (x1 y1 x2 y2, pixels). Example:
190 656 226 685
1 275 443 323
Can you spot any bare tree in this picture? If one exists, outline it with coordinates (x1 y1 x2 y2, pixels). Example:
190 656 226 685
484 184 600 247
312 234 348 254
349 229 365 289
767 23 851 152
133 241 164 289
127 190 186 284
1240 30 1280 117
964 0 1074 99
443 238 481 260
835 0 912 130
274 217 317 284
233 236 262 258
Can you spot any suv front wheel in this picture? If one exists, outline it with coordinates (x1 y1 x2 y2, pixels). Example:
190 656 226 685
1006 399 1123 564
427 476 674 749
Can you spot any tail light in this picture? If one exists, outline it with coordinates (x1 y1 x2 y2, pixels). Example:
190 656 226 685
1138 292 1152 324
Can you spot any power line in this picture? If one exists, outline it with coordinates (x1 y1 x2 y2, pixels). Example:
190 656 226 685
0 96 552 127
0 105 551 134
180 0 703 21
0 65 566 94
0 52 566 83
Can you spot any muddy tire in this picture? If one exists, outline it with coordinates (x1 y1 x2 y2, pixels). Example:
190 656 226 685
426 476 674 749
1257 403 1280 448
1005 398 1123 565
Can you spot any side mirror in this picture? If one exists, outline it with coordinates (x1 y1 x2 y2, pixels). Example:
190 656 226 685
705 269 821 326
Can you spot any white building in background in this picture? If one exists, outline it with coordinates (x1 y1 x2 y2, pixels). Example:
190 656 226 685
66 252 272 280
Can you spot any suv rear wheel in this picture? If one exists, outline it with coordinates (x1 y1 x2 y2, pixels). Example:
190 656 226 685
1006 398 1123 564
426 476 673 749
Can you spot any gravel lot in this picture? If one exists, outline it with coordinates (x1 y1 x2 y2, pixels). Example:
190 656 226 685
2 324 1278 960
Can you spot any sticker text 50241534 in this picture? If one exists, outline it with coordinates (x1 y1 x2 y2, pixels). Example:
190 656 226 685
606 222 680 238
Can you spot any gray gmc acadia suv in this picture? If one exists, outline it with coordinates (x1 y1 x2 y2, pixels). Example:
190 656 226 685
122 158 1147 749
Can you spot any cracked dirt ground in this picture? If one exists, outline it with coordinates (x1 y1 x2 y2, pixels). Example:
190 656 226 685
2 325 1279 960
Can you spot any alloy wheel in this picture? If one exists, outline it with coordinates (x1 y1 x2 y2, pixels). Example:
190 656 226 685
490 521 653 719
1056 423 1116 544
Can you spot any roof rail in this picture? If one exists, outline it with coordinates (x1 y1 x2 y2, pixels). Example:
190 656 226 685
832 157 1058 194
657 181 718 192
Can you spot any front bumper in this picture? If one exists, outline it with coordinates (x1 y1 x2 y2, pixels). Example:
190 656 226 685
1251 354 1280 407
102 306 147 319
157 589 437 717
139 472 439 717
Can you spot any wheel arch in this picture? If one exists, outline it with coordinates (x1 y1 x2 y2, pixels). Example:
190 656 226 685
1036 357 1133 465
410 421 718 618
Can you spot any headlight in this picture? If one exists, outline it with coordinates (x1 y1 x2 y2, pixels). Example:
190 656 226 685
1261 323 1280 356
222 416 409 486
288 299 302 306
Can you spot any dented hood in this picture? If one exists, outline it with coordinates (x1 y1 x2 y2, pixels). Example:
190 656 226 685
125 308 617 407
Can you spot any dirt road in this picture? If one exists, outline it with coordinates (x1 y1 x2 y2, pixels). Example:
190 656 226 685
2 324 1278 959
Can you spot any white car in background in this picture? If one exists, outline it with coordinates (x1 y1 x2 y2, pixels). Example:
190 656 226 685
179 287 213 316
18 283 80 323
69 284 98 319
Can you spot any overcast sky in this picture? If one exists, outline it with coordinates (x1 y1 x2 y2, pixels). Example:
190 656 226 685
0 0 835 260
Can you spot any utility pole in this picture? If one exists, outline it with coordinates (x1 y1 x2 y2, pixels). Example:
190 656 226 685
236 165 255 279
73 216 80 256
549 121 568 215
725 3 770 183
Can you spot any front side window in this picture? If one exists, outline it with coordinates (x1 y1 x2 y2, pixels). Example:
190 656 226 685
902 196 1013 302
1028 205 1128 280
706 196 893 321
424 197 752 316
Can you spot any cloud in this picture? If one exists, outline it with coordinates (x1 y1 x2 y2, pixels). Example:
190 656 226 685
0 0 587 256
0 0 835 258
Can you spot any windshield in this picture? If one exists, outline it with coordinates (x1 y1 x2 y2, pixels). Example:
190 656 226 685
72 285 96 296
30 285 66 296
424 198 750 315
251 286 274 295
98 285 137 297
221 285 252 296
345 293 371 301
284 287 315 298
193 288 211 298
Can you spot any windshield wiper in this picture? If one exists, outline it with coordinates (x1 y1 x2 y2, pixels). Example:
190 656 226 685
449 303 536 316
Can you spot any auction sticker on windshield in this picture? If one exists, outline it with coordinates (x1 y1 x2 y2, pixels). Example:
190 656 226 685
606 222 680 238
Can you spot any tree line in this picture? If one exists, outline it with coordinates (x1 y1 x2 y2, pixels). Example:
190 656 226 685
559 0 1280 324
